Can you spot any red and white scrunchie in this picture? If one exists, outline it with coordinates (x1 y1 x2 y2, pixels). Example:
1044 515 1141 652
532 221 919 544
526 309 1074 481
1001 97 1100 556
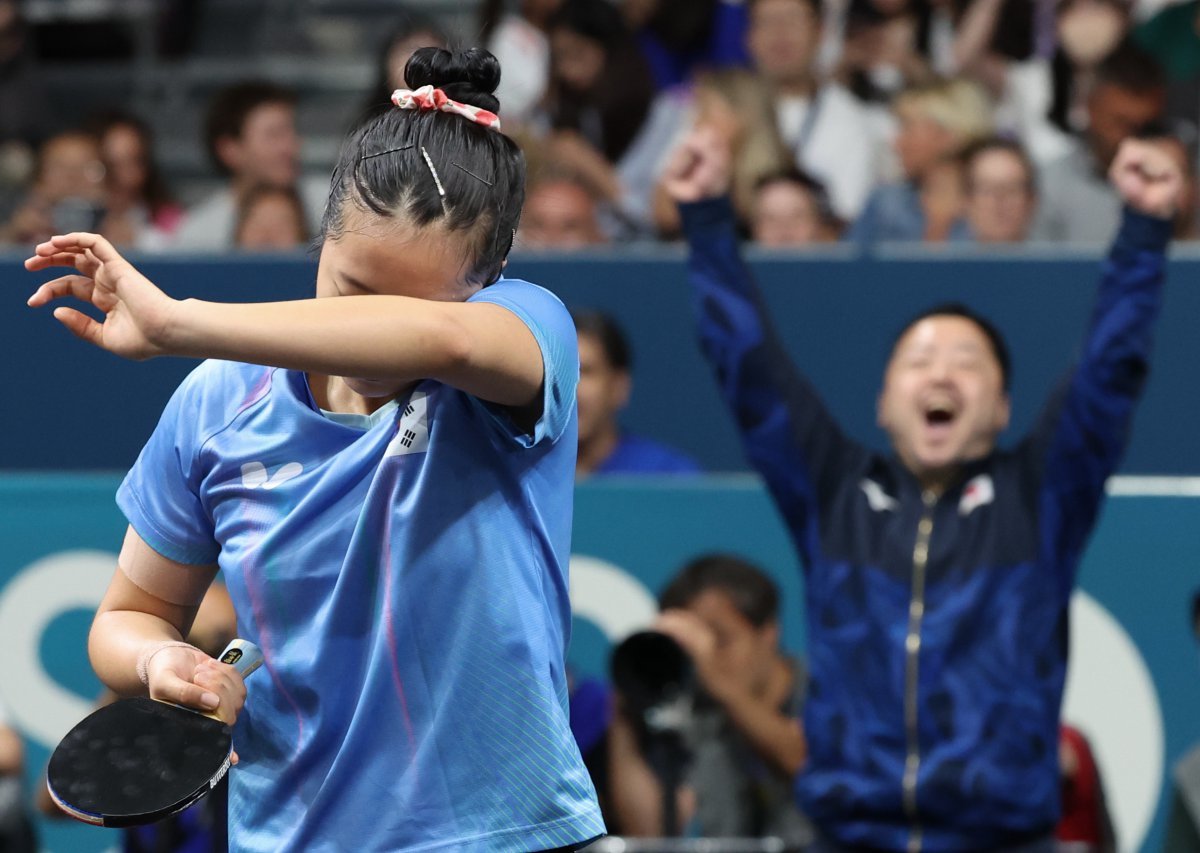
390 85 502 131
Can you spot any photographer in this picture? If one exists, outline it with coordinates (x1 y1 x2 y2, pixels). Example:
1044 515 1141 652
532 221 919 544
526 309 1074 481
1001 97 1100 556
608 553 811 843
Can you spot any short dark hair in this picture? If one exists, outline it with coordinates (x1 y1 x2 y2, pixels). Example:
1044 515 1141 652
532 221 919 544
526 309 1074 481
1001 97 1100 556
659 553 780 628
571 309 631 371
960 136 1037 196
321 47 525 286
204 81 297 175
890 303 1012 391
1094 40 1165 96
753 168 840 227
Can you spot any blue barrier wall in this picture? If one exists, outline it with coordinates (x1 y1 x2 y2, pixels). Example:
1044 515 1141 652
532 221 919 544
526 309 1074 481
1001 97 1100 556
1 476 1197 852
1 249 1198 850
2 248 1200 473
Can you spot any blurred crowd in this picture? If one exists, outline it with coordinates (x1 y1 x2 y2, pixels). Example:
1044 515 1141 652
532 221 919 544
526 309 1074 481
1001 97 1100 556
0 0 1198 254
2 0 1200 850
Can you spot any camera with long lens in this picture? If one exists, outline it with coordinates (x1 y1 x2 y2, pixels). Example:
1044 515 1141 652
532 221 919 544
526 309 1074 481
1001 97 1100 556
611 630 696 746
610 630 697 836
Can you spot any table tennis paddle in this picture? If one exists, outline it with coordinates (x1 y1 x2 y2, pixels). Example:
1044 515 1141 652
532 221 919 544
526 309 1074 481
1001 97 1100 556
47 638 263 827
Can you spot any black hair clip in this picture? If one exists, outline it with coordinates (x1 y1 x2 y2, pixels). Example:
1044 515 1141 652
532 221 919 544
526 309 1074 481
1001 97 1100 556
358 144 415 162
452 163 493 187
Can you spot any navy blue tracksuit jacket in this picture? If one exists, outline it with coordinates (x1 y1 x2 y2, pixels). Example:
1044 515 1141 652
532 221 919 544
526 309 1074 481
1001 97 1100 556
679 197 1171 851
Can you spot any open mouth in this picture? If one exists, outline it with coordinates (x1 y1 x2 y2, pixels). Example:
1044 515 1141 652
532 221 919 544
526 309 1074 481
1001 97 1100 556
924 405 957 428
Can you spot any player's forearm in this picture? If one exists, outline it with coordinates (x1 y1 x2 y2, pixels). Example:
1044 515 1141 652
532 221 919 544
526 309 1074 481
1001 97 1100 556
166 296 540 407
89 609 190 697
168 296 465 382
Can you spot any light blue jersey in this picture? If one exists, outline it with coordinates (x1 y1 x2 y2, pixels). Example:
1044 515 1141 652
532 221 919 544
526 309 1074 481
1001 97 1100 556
117 279 604 852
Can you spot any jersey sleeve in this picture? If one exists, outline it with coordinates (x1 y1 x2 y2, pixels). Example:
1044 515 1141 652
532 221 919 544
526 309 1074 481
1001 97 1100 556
116 366 221 565
469 278 579 448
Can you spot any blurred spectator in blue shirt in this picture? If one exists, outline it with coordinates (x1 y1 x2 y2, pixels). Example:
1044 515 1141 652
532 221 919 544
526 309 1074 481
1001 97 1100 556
573 309 702 478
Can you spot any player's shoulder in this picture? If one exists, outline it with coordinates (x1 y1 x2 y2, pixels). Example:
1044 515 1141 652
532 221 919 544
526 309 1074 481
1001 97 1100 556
182 359 272 394
172 360 278 427
472 276 566 309
470 276 574 334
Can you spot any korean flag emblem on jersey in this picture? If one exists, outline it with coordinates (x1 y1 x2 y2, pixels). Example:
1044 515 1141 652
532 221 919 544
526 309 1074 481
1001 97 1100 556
384 389 430 457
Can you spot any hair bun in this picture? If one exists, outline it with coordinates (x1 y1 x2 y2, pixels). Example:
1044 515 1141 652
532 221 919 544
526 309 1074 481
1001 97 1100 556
404 47 502 115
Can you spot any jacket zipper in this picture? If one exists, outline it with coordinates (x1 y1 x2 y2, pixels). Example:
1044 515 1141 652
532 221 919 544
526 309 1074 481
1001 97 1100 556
903 490 936 853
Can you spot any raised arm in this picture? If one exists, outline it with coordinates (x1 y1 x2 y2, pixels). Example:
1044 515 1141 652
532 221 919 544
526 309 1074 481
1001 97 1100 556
1030 139 1180 586
663 129 867 554
24 234 544 410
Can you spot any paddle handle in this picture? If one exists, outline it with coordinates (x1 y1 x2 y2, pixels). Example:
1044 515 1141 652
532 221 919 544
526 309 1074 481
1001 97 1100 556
217 639 263 679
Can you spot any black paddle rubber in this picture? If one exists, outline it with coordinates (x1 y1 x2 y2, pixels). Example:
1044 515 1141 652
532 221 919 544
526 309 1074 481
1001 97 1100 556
47 639 262 827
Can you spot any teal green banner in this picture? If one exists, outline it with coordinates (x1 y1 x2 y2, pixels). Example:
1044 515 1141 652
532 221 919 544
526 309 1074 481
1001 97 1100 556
1 475 1196 851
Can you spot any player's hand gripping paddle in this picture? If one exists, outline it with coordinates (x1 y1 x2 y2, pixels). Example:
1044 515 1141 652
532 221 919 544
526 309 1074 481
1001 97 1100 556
46 638 263 827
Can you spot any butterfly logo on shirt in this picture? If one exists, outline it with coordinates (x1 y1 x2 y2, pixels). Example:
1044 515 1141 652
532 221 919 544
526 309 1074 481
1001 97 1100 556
241 461 304 490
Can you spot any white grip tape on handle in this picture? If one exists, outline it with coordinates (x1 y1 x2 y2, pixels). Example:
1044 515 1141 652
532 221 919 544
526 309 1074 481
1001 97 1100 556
216 639 264 679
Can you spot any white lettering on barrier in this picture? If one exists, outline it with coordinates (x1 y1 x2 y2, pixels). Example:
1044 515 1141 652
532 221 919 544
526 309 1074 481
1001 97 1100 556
0 550 1165 851
569 555 1163 853
1064 591 1163 853
0 550 115 748
568 555 658 641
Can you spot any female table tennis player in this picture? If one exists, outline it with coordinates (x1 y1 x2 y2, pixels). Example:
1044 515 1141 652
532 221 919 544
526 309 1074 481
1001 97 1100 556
25 47 604 853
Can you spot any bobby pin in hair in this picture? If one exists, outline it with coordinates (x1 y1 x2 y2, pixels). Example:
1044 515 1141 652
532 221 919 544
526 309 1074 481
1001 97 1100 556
358 144 414 162
452 163 493 187
421 146 449 214
353 145 415 205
